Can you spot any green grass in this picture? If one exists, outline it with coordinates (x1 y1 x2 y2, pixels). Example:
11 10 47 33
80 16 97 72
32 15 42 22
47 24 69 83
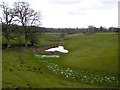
38 33 61 45
56 32 118 73
2 48 98 88
2 32 119 88
35 56 119 87
0 49 2 89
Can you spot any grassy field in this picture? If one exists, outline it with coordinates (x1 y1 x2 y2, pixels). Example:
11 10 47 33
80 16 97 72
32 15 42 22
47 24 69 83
2 32 119 88
2 48 98 88
57 32 118 73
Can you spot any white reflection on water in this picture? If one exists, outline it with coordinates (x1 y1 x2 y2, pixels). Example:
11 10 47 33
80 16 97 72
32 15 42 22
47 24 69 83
45 46 69 53
34 54 59 58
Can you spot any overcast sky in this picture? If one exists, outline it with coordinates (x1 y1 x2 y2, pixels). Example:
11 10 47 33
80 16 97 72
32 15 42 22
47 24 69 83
0 0 119 28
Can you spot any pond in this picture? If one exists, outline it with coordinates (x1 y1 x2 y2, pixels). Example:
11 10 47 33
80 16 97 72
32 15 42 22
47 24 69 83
34 45 119 87
34 54 60 58
45 46 69 53
34 46 68 58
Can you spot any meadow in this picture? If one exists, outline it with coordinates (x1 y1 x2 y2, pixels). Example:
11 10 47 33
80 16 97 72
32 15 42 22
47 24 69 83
2 32 119 88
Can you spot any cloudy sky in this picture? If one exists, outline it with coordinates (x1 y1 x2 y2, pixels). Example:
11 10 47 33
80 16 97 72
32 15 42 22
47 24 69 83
0 0 119 28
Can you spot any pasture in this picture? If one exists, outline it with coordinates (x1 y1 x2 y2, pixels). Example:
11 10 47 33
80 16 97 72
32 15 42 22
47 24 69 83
2 32 119 88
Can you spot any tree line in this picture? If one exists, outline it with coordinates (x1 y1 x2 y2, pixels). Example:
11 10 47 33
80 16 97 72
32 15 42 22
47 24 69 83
0 2 41 48
1 2 119 48
44 26 119 34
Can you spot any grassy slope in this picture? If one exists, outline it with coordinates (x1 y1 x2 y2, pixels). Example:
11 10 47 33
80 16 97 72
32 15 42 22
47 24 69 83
56 32 118 73
39 33 61 45
0 50 2 89
2 32 118 88
2 48 98 88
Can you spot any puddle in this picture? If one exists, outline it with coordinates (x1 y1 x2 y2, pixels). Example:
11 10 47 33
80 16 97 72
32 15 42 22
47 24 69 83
34 54 60 58
45 46 69 53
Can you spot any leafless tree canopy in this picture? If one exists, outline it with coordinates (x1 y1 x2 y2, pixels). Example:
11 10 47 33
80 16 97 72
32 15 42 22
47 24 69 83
13 2 40 26
13 2 41 47
1 2 15 25
1 2 16 48
1 2 41 47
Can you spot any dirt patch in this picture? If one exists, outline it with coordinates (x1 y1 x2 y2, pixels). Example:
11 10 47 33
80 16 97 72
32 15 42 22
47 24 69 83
59 82 74 87
29 43 59 52
48 38 72 41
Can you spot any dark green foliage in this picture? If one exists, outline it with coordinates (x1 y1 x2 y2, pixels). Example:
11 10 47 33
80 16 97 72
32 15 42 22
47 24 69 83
29 31 39 46
28 26 42 46
2 24 16 47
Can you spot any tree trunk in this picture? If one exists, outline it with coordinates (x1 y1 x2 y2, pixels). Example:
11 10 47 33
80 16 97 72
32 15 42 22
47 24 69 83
24 26 28 47
25 35 28 47
25 41 28 47
31 42 34 46
7 39 10 48
25 31 29 47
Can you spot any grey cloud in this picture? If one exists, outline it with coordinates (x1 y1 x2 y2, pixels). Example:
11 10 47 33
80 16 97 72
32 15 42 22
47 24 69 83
67 11 86 16
100 0 118 4
49 0 82 5
102 2 117 4
79 2 117 11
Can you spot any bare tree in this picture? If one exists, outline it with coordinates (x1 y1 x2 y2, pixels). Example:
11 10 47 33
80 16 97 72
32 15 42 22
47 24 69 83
1 2 16 48
13 2 40 47
27 9 41 46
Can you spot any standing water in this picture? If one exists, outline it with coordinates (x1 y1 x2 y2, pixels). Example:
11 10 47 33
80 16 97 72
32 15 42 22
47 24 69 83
45 46 69 53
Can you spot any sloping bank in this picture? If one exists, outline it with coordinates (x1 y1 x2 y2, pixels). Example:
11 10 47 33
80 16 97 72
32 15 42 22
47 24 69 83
34 46 119 88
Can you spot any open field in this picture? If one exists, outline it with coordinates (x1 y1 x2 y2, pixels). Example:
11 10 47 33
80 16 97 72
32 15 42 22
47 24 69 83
2 32 119 88
2 48 99 88
57 32 118 73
